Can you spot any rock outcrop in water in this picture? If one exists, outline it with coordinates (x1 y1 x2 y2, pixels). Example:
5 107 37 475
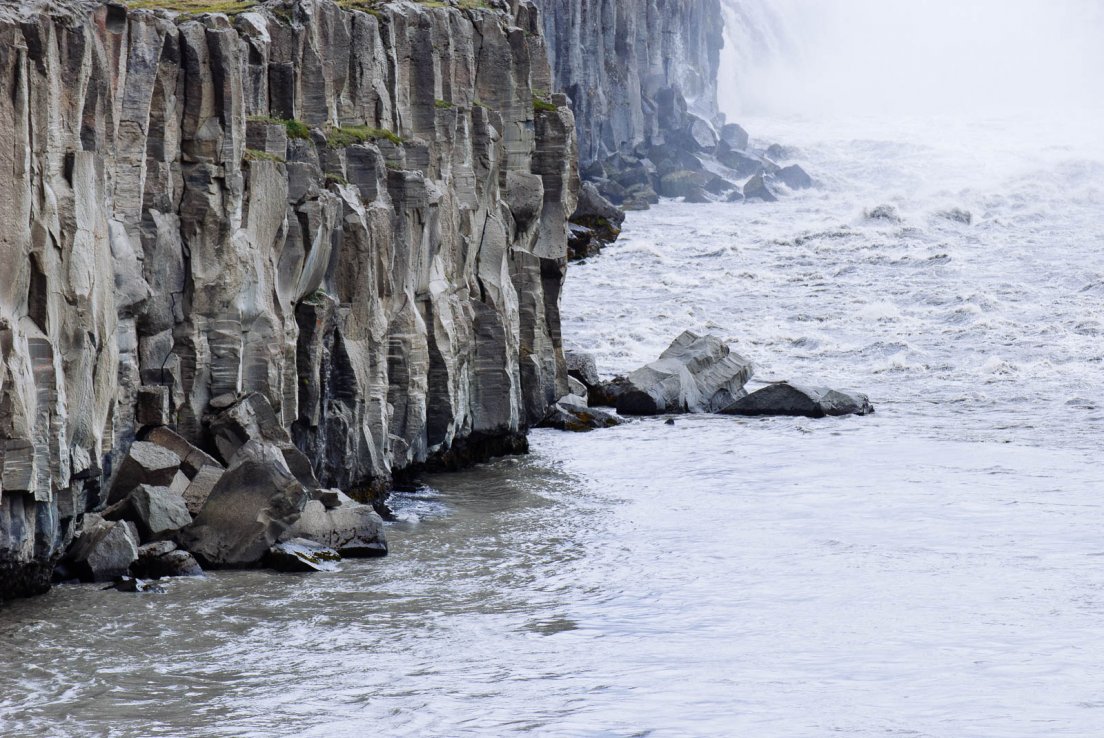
0 0 578 600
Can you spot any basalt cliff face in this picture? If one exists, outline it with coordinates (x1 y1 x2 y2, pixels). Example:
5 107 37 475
0 0 577 599
537 0 724 165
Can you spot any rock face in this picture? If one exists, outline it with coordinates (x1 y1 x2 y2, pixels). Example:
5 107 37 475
0 0 577 598
537 0 723 165
721 383 874 418
610 332 753 416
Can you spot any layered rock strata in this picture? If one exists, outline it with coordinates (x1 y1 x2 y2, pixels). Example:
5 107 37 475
0 0 577 599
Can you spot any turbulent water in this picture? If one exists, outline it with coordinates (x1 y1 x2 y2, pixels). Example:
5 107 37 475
2 111 1102 738
4 1 1104 734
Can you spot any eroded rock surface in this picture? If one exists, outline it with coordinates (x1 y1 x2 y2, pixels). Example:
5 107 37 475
0 0 577 598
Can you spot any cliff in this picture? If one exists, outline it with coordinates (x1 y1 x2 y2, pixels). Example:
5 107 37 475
537 0 724 165
0 0 578 599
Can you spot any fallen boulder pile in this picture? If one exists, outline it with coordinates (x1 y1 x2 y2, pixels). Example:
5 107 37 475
56 392 388 592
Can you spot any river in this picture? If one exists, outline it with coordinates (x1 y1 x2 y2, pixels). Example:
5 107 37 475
2 106 1103 736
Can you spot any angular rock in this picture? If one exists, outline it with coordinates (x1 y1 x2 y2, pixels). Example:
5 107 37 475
143 427 222 479
131 543 203 579
742 173 778 203
182 465 224 517
776 164 813 190
265 538 342 573
111 576 166 594
128 485 193 541
567 376 589 401
720 123 750 151
66 516 140 583
180 441 310 568
135 386 170 427
565 350 601 388
659 170 710 199
614 331 753 416
720 382 875 418
107 443 182 506
283 497 388 559
717 144 764 177
539 398 623 432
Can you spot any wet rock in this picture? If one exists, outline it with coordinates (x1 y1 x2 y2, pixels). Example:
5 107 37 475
776 164 813 190
569 182 625 259
588 376 634 408
66 516 140 583
684 115 719 152
765 143 794 161
265 538 341 573
614 332 754 416
565 350 601 389
742 173 778 203
567 376 589 402
866 204 902 222
720 123 750 151
659 170 710 199
939 208 973 225
720 382 874 418
110 576 166 594
283 496 388 559
716 144 764 177
131 543 203 579
539 398 623 432
180 441 310 569
106 442 182 506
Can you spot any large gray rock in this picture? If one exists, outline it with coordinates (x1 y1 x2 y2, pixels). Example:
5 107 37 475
106 443 182 506
742 173 778 203
283 495 388 559
565 350 601 388
720 383 874 418
143 427 222 479
776 164 813 190
131 542 203 579
128 485 193 541
66 516 140 583
615 332 754 415
180 441 310 568
720 123 750 151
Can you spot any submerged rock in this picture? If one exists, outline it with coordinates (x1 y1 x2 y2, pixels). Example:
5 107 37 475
720 382 874 418
131 542 203 579
265 539 341 573
110 576 166 594
613 332 753 416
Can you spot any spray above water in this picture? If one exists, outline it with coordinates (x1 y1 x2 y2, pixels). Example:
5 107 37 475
720 0 1104 119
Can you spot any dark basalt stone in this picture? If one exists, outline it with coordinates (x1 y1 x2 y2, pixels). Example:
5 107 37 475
720 382 874 419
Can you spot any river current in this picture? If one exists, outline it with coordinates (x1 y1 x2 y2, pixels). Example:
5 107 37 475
2 113 1103 737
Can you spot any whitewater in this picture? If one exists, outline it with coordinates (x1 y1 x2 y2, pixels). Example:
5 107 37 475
1 2 1102 736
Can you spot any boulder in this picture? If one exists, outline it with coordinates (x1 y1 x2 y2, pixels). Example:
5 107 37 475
765 143 793 161
614 332 753 415
106 441 181 505
205 392 292 464
716 143 763 177
142 426 222 478
180 440 310 568
539 397 623 432
866 204 901 222
648 143 703 176
588 376 634 408
776 164 813 190
573 182 625 232
182 465 224 517
505 171 544 230
282 496 388 559
684 115 719 152
131 543 203 579
567 375 589 402
66 515 139 583
720 123 750 151
658 170 709 199
129 485 193 541
742 173 777 203
565 350 601 388
265 538 341 573
720 382 874 418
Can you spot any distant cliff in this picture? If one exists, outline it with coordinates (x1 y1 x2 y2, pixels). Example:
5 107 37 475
537 0 724 164
0 0 577 600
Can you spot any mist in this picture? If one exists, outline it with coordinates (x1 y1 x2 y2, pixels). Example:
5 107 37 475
720 0 1104 119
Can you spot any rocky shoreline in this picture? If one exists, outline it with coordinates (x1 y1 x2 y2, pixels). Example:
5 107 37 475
0 0 827 602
